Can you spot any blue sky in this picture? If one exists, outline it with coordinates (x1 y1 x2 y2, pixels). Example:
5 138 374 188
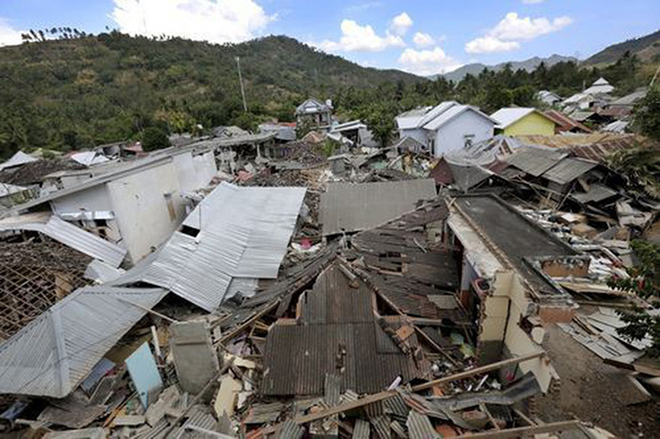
0 0 658 76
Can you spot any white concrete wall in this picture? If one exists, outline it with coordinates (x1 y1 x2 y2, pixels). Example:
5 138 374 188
51 185 113 214
171 151 217 192
107 161 186 263
431 111 494 157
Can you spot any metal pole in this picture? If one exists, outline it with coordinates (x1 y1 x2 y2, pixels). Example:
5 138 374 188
236 56 248 113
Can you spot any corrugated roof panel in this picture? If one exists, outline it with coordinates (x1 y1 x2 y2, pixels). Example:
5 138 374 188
320 180 437 236
407 410 438 439
43 217 127 267
113 183 304 311
0 286 167 397
541 157 598 185
505 147 568 177
0 215 127 267
352 419 370 439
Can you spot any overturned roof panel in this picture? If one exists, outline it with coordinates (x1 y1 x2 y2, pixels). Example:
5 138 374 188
0 286 167 397
115 183 305 311
0 215 127 267
541 157 598 185
0 151 38 172
505 147 568 177
320 179 437 236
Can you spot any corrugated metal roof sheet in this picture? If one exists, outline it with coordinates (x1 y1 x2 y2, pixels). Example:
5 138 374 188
262 265 429 396
352 419 370 439
0 285 167 397
0 151 37 171
491 108 535 129
113 183 304 311
541 157 598 185
505 147 568 177
407 410 439 439
423 105 496 131
572 183 619 204
277 419 304 439
0 214 127 267
320 180 437 236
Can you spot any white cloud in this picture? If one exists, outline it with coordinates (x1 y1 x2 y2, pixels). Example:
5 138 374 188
489 12 572 41
522 0 545 3
465 36 520 54
465 12 572 54
315 19 405 53
111 0 274 44
390 12 413 36
398 47 463 76
413 32 435 48
0 18 23 47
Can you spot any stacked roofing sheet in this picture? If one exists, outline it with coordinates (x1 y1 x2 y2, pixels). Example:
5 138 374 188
114 182 306 311
0 213 127 267
320 179 437 236
0 286 167 397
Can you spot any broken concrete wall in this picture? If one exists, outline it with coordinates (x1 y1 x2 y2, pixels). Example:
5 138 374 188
170 320 220 395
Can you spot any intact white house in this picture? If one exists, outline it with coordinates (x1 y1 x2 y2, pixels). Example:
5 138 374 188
395 102 496 158
12 145 218 264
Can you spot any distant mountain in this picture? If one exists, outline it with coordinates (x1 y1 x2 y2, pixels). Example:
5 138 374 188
583 29 660 66
437 54 577 82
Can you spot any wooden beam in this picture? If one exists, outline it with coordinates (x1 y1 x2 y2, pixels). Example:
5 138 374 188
453 420 580 438
218 300 279 344
512 408 536 426
411 351 544 392
604 358 660 377
294 352 544 425
294 390 396 425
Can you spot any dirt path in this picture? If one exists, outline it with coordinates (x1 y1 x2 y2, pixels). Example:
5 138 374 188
537 324 659 438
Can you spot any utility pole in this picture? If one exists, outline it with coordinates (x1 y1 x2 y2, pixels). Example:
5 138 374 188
236 56 248 113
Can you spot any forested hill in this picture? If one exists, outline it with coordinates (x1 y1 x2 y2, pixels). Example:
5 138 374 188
584 29 660 66
0 33 422 157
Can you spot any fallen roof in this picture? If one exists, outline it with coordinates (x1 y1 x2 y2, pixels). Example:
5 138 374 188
572 183 619 204
453 195 576 299
393 136 426 152
262 263 429 396
609 88 648 106
541 157 598 185
505 147 568 177
114 182 305 311
491 108 555 129
0 285 167 397
320 179 437 236
447 161 493 191
0 151 38 172
0 213 127 267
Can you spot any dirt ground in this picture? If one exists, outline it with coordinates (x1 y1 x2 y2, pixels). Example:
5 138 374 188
537 324 660 438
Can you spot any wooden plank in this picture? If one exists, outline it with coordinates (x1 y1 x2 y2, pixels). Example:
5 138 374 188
294 352 544 425
604 358 660 377
453 420 581 438
411 351 544 392
219 301 279 344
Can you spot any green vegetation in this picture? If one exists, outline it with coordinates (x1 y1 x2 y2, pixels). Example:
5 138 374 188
609 241 660 357
0 33 420 159
141 127 171 151
0 31 657 156
634 85 660 141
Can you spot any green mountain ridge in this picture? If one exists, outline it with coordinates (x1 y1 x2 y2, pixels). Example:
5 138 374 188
584 29 660 66
0 33 422 156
